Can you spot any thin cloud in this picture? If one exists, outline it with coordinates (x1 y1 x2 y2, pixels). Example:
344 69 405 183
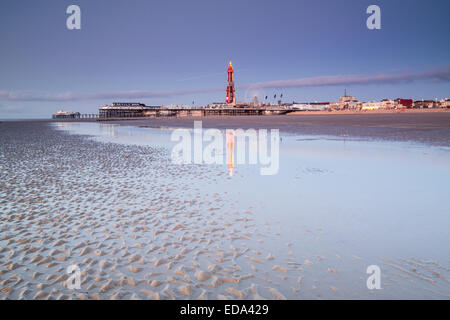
243 65 450 90
0 88 221 102
0 65 448 102
176 72 224 82
0 103 26 113
176 68 249 82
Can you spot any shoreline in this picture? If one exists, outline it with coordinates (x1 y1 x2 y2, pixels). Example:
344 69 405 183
286 108 450 116
4 109 450 146
2 107 450 123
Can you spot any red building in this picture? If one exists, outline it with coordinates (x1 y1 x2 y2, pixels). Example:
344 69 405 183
226 61 236 105
396 98 413 109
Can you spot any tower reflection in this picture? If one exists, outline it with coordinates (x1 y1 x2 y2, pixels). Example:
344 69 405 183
226 130 235 176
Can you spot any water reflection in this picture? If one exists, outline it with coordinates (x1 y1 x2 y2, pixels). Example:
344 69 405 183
226 130 235 176
100 124 117 137
54 122 74 128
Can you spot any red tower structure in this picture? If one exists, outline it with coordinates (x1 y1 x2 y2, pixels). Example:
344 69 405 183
226 61 235 105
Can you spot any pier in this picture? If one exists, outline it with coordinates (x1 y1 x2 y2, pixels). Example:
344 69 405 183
53 107 295 121
52 112 98 119
143 107 294 117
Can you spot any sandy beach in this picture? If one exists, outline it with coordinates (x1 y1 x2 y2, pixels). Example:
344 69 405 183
0 120 449 300
0 121 311 300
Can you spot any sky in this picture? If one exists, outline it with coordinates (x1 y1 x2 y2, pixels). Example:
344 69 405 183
0 0 449 118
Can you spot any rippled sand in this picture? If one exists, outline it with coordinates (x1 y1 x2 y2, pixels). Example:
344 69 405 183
0 121 449 300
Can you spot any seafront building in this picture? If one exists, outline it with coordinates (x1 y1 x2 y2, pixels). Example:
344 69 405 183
414 100 437 109
361 102 383 110
395 98 414 109
291 102 330 111
380 99 396 109
337 90 359 109
440 99 450 108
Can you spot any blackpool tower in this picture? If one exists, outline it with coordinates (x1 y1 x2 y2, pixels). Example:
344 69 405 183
226 61 235 105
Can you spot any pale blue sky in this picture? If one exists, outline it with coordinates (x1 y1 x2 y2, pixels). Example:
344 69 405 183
0 0 449 118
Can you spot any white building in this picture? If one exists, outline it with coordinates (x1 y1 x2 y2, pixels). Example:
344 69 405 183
291 103 329 111
439 99 450 108
380 99 395 109
361 102 383 110
338 90 358 109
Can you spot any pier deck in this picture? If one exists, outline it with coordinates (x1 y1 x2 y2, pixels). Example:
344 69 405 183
53 107 295 121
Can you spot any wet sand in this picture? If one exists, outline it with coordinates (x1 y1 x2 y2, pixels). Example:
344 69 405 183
0 121 342 300
0 121 449 300
107 112 450 147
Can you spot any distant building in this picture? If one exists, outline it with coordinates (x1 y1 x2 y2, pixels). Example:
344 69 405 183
414 100 436 109
361 102 380 110
380 99 395 109
439 98 450 108
395 98 413 109
337 90 358 109
291 102 329 111
52 110 80 119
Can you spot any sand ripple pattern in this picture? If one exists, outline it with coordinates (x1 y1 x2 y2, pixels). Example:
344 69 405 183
0 122 448 300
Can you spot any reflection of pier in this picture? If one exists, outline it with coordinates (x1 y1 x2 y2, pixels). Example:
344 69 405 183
52 107 295 121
